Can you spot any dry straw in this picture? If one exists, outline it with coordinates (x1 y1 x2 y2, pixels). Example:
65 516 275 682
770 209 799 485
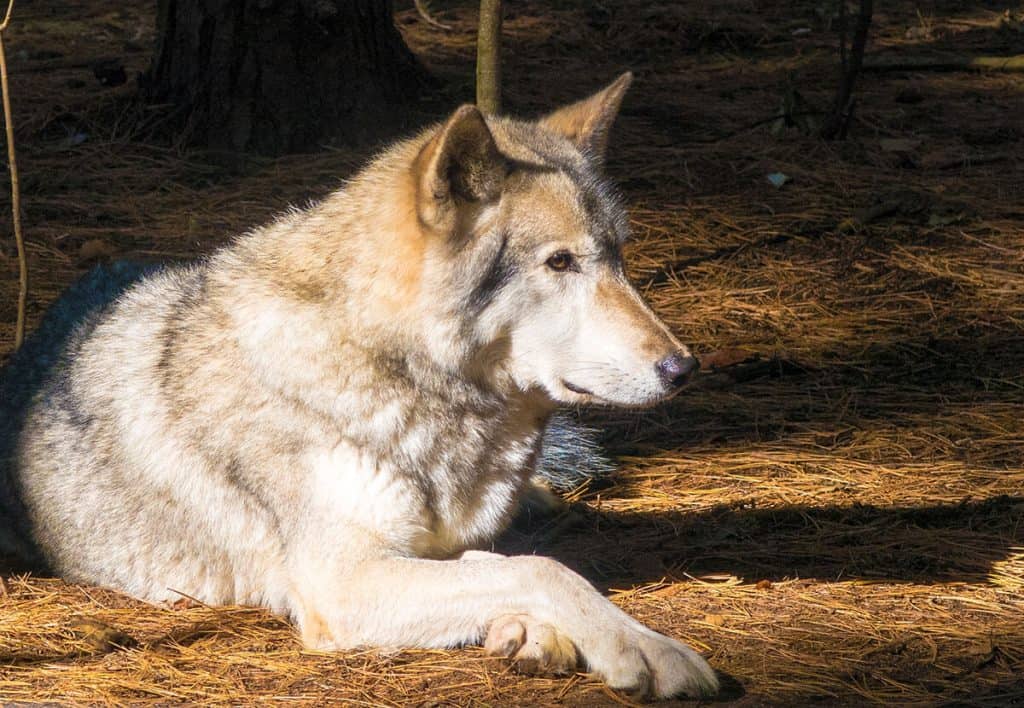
1 1 1022 704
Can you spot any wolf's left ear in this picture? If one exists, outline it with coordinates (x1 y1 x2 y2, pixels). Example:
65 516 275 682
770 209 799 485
414 104 508 232
540 72 633 164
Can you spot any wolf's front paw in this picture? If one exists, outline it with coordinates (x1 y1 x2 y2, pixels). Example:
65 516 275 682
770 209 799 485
584 625 719 700
485 614 578 675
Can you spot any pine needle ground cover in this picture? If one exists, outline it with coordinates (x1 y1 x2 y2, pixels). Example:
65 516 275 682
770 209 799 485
1 1 1022 704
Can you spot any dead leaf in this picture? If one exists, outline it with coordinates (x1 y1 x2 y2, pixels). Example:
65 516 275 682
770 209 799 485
170 597 202 610
879 138 922 153
68 618 137 651
927 210 967 227
700 349 760 371
78 238 117 264
704 613 726 627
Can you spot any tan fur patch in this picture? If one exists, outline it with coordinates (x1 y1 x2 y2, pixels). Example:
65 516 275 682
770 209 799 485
595 278 676 360
504 172 586 245
411 127 447 230
381 170 429 309
293 590 331 648
539 72 633 159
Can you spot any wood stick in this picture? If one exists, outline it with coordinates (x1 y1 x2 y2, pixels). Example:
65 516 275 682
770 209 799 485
821 0 874 140
0 0 27 349
863 54 1024 72
476 0 502 115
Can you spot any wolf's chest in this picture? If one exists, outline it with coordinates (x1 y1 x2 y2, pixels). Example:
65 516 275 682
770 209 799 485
308 412 543 557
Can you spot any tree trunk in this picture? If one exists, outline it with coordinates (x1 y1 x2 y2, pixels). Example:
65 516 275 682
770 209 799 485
475 0 502 115
145 0 429 155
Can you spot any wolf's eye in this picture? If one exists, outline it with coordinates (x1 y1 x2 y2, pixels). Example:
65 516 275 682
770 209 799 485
546 251 575 272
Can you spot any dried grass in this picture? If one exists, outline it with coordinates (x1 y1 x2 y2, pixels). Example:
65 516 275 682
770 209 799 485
1 0 1023 704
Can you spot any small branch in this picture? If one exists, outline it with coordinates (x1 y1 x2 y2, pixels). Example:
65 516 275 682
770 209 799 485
925 153 1010 170
821 0 873 140
476 0 502 115
0 0 27 349
697 109 826 144
838 0 848 72
414 0 451 31
641 199 905 286
642 233 795 287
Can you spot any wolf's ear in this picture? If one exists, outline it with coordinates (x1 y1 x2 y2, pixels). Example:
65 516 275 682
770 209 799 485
414 104 508 232
540 72 633 164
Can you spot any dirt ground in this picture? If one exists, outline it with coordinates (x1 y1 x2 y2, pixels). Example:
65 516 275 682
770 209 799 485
1 0 1023 705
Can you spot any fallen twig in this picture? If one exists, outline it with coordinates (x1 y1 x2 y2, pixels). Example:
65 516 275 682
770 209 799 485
864 53 1024 72
641 232 796 286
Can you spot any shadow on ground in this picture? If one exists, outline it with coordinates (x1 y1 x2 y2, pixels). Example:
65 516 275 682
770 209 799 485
503 495 1024 589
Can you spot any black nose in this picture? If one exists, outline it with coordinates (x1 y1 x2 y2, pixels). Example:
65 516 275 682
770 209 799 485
656 352 698 388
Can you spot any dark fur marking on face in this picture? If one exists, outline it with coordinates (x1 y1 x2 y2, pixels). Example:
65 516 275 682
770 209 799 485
581 189 618 259
502 124 627 261
515 134 628 261
468 232 517 313
572 174 627 266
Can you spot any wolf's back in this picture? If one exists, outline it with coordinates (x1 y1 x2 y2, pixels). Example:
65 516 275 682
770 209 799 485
0 262 155 564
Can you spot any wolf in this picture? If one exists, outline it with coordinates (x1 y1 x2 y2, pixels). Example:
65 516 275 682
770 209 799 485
0 73 718 699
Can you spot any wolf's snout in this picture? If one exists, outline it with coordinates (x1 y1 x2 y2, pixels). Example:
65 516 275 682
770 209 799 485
656 352 698 388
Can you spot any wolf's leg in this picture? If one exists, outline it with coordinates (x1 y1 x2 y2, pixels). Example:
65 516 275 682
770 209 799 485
294 554 718 699
461 550 576 674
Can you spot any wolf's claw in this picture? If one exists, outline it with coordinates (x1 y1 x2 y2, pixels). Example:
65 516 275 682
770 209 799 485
485 614 578 676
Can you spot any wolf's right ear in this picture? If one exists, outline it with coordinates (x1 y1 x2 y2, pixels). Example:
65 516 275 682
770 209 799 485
414 105 508 233
540 72 632 165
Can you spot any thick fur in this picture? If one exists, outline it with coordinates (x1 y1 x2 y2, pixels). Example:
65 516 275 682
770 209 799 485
0 75 717 699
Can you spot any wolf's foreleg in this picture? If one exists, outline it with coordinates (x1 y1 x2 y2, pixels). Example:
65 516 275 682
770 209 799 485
291 553 718 699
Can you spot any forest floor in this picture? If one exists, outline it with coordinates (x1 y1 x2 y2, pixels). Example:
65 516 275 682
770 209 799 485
1 0 1023 705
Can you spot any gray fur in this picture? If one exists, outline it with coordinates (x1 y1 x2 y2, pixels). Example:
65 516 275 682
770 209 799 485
537 413 615 491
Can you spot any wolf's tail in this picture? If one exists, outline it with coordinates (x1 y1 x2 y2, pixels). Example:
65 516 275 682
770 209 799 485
535 412 616 492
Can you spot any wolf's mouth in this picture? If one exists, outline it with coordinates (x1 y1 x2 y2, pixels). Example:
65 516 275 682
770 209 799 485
561 380 593 396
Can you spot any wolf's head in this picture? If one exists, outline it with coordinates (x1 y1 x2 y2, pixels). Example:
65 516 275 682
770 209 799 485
407 73 696 408
344 74 695 409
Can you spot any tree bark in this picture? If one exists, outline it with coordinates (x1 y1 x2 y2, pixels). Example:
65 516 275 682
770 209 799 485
145 0 429 155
